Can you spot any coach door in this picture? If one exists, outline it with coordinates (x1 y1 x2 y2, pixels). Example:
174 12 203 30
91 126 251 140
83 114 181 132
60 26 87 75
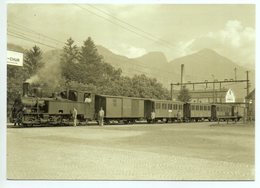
183 103 190 121
211 105 217 120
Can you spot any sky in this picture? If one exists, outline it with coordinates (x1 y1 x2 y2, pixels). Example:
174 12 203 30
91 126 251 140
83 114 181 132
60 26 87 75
7 3 255 68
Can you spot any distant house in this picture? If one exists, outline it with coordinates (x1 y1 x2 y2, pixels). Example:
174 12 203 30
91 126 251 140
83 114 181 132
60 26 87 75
245 89 255 120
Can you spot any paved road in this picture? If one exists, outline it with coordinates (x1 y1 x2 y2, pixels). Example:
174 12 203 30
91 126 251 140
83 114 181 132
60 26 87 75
7 122 255 180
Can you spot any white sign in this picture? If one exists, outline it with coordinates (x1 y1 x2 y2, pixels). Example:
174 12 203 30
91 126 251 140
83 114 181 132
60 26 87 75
7 50 23 66
225 89 235 103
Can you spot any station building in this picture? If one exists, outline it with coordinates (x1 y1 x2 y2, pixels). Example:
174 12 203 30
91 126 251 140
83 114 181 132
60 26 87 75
245 89 255 120
172 88 228 103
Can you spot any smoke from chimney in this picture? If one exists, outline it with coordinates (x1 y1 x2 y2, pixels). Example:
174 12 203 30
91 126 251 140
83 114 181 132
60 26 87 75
25 50 62 90
23 82 29 96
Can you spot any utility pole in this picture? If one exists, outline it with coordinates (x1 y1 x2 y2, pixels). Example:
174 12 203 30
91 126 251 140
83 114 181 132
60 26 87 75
170 84 173 100
234 67 237 81
213 81 215 103
245 71 250 122
246 71 249 96
181 64 184 89
211 74 215 103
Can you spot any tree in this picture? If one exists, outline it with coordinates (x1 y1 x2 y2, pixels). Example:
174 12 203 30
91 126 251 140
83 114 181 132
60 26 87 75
60 38 80 81
24 45 44 76
61 38 79 65
58 37 170 100
131 75 162 99
79 37 102 65
177 87 191 102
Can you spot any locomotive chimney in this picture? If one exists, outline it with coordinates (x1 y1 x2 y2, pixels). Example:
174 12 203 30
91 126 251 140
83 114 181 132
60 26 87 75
23 82 29 97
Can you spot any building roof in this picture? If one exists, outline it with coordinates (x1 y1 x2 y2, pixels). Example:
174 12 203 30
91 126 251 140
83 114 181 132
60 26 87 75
245 89 255 100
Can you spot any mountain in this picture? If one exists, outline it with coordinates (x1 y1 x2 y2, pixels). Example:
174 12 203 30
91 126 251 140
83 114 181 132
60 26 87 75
96 45 136 76
169 48 255 100
96 45 179 86
7 43 255 99
7 43 25 53
97 46 254 99
169 48 251 82
134 51 168 66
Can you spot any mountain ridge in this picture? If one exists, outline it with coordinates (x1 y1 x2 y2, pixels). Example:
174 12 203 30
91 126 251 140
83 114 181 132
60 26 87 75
7 43 255 99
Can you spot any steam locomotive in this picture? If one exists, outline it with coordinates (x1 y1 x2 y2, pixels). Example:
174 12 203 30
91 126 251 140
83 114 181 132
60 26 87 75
11 82 242 127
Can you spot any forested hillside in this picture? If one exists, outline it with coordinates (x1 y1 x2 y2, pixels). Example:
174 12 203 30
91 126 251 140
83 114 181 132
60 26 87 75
7 37 171 106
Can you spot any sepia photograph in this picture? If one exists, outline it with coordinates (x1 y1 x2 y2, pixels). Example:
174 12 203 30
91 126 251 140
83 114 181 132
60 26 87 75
1 0 257 185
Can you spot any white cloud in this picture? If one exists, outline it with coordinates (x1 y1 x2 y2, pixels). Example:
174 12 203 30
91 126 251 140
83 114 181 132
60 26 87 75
111 44 147 58
217 20 254 48
180 20 255 68
176 39 195 57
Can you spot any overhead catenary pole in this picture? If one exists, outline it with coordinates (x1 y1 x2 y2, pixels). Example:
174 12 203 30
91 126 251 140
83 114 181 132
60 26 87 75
170 75 249 104
181 64 184 89
212 74 215 103
213 81 215 103
171 84 173 100
234 67 237 81
246 71 249 96
171 79 249 86
245 71 250 122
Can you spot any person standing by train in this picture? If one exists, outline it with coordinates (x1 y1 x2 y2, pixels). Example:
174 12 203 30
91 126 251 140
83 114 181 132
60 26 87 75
151 111 156 123
12 95 24 126
177 110 181 123
99 107 105 126
72 107 77 126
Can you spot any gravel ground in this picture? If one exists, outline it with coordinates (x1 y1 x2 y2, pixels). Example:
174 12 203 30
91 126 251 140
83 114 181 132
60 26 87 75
7 122 255 180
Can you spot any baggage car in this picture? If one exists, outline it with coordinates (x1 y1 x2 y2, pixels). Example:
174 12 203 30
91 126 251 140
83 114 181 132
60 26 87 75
94 94 145 124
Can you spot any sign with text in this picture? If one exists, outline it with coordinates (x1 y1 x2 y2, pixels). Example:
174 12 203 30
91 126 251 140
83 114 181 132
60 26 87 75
7 50 23 66
225 89 236 103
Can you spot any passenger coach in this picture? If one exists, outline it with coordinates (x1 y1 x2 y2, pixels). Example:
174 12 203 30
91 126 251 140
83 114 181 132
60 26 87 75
144 99 184 123
183 103 212 122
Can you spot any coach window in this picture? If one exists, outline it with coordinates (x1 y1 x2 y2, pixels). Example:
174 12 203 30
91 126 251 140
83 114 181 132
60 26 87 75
179 104 182 110
156 103 161 109
208 106 211 111
217 106 219 111
168 104 172 110
60 91 67 99
113 99 117 106
68 90 78 101
196 105 199 111
84 93 92 103
191 105 195 110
